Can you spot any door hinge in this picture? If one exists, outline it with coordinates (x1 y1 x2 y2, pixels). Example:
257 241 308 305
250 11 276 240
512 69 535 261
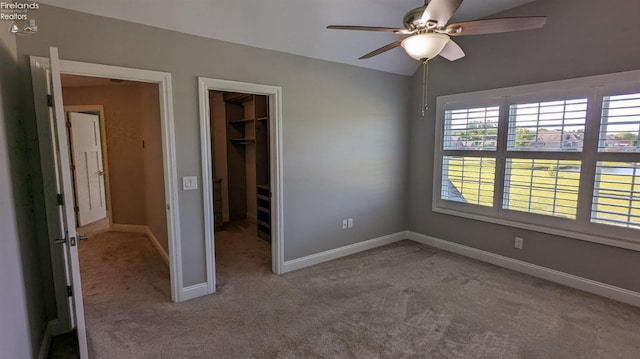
57 193 64 205
74 206 79 213
47 94 54 107
269 191 273 198
65 120 71 128
70 164 75 171
66 286 73 297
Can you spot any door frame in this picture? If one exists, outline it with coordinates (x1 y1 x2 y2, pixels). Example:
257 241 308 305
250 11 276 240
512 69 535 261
65 106 112 229
198 78 285 286
30 57 184 305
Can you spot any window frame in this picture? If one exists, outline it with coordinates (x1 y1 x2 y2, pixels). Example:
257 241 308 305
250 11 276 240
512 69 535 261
433 69 640 252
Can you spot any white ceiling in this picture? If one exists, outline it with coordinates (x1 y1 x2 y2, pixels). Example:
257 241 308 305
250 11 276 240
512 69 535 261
38 0 536 76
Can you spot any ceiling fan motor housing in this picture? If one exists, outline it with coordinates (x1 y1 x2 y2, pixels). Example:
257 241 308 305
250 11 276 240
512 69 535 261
403 6 430 30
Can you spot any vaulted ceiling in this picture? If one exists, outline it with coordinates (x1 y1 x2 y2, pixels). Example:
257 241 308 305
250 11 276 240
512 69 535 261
38 0 536 75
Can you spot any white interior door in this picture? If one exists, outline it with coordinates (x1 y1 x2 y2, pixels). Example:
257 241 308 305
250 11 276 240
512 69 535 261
68 112 107 226
49 47 89 358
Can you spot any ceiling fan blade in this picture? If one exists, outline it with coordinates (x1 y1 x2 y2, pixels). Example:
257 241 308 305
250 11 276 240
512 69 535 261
327 25 410 34
446 16 547 36
421 0 464 26
359 39 404 60
439 40 465 61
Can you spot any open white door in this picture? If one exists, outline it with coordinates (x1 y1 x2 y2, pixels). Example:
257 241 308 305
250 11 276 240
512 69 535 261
68 112 107 226
48 47 89 358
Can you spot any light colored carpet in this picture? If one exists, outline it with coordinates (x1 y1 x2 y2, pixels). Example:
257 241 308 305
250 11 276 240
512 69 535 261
75 223 640 358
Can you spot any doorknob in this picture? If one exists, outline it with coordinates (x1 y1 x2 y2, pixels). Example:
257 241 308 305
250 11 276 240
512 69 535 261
78 234 88 241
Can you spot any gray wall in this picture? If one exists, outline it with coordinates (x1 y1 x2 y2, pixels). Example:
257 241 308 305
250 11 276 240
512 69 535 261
17 4 410 286
408 0 640 292
0 30 49 358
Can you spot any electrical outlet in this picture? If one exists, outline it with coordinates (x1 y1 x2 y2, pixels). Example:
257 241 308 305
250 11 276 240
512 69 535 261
514 237 524 249
348 218 353 228
342 219 348 229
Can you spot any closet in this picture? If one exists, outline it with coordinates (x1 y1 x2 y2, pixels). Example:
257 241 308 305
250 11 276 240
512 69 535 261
210 91 271 242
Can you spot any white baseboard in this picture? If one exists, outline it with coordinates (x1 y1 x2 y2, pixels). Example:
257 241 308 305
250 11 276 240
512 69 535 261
180 282 210 302
281 232 406 273
111 223 169 267
37 320 55 359
406 231 640 308
145 227 170 267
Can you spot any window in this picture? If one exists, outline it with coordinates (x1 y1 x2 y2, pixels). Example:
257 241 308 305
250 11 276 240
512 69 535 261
434 70 640 250
599 93 640 153
591 162 640 228
503 159 581 219
443 107 499 151
441 156 495 206
507 99 587 152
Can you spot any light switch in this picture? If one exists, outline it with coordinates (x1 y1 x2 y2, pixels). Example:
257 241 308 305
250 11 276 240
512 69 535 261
182 176 198 190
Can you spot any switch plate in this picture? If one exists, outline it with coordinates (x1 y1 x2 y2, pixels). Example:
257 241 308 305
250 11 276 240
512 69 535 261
182 176 198 190
348 218 353 228
342 219 348 229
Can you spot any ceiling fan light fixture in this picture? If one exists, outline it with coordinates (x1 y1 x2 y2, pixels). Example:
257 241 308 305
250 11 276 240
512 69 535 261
401 33 450 61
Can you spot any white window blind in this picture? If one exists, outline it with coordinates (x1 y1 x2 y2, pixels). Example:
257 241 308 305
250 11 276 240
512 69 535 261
507 99 588 152
443 107 499 151
598 93 640 153
434 70 640 250
591 162 640 228
503 159 581 219
441 156 495 206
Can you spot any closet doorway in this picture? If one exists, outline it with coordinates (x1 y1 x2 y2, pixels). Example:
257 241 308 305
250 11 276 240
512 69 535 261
198 78 284 286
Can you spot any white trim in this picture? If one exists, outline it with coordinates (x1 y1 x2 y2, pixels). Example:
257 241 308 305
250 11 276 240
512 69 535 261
437 69 640 105
197 78 286 298
110 224 170 266
281 232 406 273
145 227 170 266
180 282 210 302
406 231 640 308
31 56 183 304
37 321 55 359
197 79 216 295
49 47 89 359
271 89 285 275
29 56 73 334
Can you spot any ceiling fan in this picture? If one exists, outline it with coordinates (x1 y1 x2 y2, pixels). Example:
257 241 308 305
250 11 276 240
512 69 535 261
327 0 547 115
327 0 547 62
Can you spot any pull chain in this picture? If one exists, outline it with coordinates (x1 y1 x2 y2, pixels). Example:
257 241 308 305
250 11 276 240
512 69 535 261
421 60 429 116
